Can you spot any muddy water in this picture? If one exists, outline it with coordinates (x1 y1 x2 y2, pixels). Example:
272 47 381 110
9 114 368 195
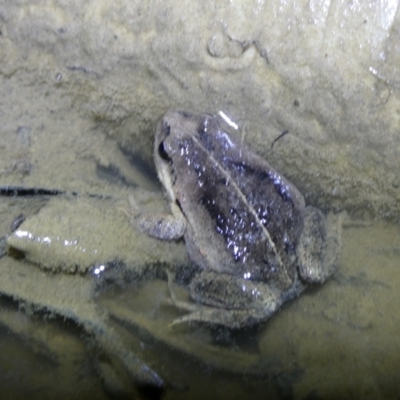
0 213 399 399
1 70 400 399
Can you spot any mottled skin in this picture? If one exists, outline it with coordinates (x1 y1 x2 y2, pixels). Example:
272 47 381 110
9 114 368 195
140 110 341 329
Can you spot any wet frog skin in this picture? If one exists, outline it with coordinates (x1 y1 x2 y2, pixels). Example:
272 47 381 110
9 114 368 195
139 110 341 329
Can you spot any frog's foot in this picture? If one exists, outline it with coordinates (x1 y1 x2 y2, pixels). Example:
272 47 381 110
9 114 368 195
170 307 273 329
166 270 199 312
118 195 141 223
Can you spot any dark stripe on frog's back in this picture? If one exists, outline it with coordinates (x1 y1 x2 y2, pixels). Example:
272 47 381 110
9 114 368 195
198 183 285 282
224 159 303 232
173 135 293 282
195 114 302 211
227 158 304 262
194 119 304 256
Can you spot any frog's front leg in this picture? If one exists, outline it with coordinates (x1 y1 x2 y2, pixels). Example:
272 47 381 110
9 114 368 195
135 201 186 240
169 271 284 329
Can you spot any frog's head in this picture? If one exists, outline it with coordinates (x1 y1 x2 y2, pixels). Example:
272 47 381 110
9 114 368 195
154 113 175 201
154 110 211 202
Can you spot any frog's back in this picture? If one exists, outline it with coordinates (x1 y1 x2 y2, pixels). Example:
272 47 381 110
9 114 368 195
167 112 305 287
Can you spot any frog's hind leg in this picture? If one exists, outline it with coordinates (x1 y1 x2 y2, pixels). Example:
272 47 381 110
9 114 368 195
298 208 343 284
168 271 283 329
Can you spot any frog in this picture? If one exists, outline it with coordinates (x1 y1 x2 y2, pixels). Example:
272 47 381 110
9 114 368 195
138 110 342 329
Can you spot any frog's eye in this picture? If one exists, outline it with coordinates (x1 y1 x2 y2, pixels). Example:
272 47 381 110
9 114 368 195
158 141 171 162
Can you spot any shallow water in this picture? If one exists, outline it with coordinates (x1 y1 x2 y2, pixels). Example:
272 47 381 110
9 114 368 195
103 218 400 400
0 216 400 399
1 69 400 399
